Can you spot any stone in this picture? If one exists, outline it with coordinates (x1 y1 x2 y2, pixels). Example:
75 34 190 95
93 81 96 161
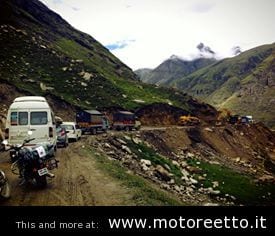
121 145 132 154
104 143 111 148
198 176 205 181
186 166 202 174
181 169 189 177
124 135 131 140
164 164 171 171
207 187 220 195
172 160 180 167
174 185 181 192
168 179 175 185
142 164 149 171
204 127 214 132
181 162 188 168
140 159 151 166
185 187 194 193
187 152 195 158
132 137 142 144
203 203 219 206
257 174 275 183
116 138 127 145
155 165 172 181
190 178 198 185
212 181 219 188
83 72 92 81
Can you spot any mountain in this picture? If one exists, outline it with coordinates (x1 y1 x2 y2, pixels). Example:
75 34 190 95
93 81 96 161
134 68 153 83
175 43 275 128
0 0 215 119
135 56 216 86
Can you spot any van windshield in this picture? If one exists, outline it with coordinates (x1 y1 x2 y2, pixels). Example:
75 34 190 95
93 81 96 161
30 112 48 125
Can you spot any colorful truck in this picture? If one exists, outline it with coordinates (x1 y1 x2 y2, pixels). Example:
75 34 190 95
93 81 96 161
112 111 141 131
76 110 109 134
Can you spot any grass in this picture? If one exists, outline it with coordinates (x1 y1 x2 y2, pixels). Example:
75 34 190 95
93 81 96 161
124 139 183 183
187 158 275 205
82 147 183 206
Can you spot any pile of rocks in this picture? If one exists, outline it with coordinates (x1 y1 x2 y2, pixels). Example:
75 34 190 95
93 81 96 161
88 132 235 205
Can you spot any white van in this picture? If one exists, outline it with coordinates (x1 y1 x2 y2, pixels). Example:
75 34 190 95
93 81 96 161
5 96 57 149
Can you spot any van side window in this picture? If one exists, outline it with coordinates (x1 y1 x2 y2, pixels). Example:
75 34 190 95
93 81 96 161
19 112 28 125
10 112 18 126
31 112 48 125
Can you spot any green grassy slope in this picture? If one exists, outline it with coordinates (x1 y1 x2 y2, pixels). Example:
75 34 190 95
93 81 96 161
175 43 275 128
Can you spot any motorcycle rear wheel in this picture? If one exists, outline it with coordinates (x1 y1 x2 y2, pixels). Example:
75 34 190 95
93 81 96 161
0 182 11 199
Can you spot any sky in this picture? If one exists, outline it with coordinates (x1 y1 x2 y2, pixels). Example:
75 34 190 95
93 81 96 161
41 0 275 70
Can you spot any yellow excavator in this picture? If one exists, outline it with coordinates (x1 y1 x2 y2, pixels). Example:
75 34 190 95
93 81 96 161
178 115 200 126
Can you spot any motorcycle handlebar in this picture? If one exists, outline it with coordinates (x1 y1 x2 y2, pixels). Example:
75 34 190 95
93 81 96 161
24 138 35 143
5 138 36 150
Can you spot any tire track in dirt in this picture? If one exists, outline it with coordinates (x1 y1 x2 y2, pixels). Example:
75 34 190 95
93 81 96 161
0 140 134 206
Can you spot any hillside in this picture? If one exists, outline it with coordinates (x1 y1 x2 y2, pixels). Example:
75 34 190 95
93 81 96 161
135 56 216 86
174 43 275 128
0 0 216 118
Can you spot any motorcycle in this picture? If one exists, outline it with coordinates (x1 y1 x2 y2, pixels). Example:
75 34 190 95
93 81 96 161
3 132 59 188
0 169 10 199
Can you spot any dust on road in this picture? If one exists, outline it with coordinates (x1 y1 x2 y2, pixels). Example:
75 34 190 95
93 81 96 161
0 140 133 206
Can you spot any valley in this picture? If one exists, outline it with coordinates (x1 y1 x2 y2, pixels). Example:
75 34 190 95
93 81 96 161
0 0 274 207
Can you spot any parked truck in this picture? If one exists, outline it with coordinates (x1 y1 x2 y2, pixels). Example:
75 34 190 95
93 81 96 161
112 111 141 131
76 110 109 134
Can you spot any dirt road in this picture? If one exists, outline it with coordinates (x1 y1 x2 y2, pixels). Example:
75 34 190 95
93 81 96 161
0 140 133 206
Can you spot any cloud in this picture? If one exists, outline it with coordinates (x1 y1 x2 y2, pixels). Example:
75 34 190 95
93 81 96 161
105 39 135 51
41 0 275 70
53 0 63 4
72 7 80 11
190 2 215 13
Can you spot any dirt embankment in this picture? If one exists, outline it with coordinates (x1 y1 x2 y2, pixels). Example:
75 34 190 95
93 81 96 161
135 102 217 126
141 124 275 176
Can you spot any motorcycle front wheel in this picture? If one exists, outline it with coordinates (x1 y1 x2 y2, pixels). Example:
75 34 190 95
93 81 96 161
35 175 47 188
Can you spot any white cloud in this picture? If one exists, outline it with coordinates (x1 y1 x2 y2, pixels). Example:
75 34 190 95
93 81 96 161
41 0 275 70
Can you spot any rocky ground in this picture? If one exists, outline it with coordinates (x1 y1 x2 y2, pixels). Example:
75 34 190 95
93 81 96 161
85 124 275 205
0 124 274 206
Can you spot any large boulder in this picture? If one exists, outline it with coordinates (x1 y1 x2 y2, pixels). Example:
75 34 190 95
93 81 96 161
155 165 172 181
